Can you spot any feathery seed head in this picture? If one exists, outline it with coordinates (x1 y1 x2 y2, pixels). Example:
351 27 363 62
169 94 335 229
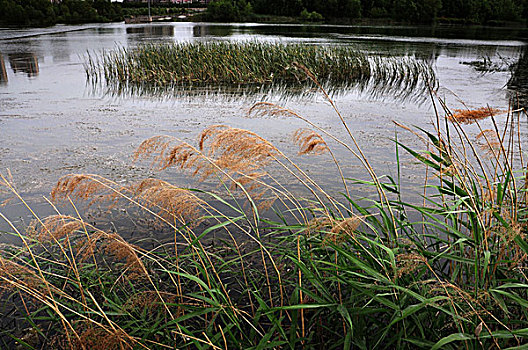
476 129 502 157
448 107 502 124
294 128 328 155
130 178 204 224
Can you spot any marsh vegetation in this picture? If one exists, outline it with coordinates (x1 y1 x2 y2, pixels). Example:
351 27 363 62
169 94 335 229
1 26 528 349
1 79 527 348
85 41 437 100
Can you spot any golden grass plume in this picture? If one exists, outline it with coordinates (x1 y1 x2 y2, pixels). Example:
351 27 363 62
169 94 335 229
131 178 204 224
135 126 278 179
200 125 279 174
476 129 502 157
51 174 120 206
30 215 83 243
293 128 328 155
448 107 502 124
0 254 44 296
310 216 362 246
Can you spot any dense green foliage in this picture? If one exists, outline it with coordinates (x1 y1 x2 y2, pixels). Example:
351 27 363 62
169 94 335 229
1 0 526 27
209 0 528 24
0 0 122 27
0 0 57 26
85 41 436 100
205 0 254 21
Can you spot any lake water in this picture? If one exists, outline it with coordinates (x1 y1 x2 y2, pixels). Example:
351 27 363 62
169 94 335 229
1 22 527 242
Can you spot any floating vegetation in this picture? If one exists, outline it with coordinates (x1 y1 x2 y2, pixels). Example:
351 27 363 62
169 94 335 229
85 41 437 101
461 55 516 73
508 48 528 109
448 106 502 124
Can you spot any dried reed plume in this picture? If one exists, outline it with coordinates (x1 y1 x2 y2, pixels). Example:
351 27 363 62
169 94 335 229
199 125 278 174
448 107 502 124
248 101 301 119
310 216 362 245
326 217 361 245
130 178 204 224
0 255 43 295
134 135 203 171
30 215 83 243
136 126 278 177
103 233 145 278
71 228 147 279
293 128 328 155
123 291 179 316
476 129 502 157
395 253 426 278
51 174 119 206
58 323 133 350
27 214 146 278
135 126 280 211
231 172 266 192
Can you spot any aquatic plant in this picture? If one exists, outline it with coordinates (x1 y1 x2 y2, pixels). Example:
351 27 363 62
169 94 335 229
448 107 502 124
85 41 437 100
1 83 527 349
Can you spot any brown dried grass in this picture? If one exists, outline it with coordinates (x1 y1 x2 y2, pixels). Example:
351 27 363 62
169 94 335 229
55 323 133 350
293 128 328 155
130 178 204 224
448 107 502 124
0 255 43 295
476 129 502 157
310 216 362 246
30 215 83 242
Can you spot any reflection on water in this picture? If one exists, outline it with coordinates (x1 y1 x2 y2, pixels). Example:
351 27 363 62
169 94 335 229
193 25 233 37
508 48 528 108
124 24 236 42
92 56 437 106
47 36 72 63
229 23 528 43
126 25 175 37
0 54 7 84
8 53 39 77
197 23 511 43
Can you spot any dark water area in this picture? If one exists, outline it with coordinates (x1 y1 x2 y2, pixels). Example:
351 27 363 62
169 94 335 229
0 22 527 243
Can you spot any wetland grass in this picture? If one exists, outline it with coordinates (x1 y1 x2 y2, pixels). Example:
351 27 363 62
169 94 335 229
1 83 528 348
85 41 437 100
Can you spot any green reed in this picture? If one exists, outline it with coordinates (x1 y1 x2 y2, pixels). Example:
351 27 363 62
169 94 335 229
1 83 527 348
85 41 436 94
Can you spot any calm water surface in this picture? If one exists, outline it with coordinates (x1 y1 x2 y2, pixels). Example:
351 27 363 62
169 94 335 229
1 22 527 241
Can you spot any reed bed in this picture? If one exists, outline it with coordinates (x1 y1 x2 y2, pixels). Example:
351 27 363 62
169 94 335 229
85 41 437 99
1 80 528 349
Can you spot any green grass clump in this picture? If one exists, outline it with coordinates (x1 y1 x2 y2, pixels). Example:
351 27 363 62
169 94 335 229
85 41 436 97
1 84 527 348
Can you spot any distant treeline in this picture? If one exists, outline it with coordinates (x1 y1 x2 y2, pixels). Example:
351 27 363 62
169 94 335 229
0 0 122 26
207 0 528 24
1 0 527 27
